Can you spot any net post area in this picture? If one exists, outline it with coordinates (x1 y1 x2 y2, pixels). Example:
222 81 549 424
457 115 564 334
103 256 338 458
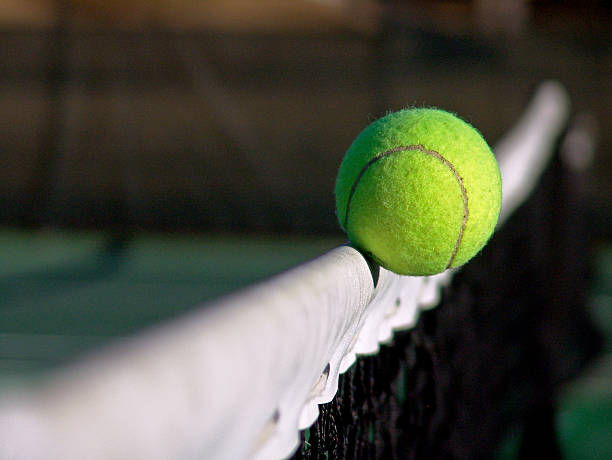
291 124 601 460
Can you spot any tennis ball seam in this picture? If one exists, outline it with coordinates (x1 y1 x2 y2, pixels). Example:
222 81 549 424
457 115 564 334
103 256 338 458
343 144 469 270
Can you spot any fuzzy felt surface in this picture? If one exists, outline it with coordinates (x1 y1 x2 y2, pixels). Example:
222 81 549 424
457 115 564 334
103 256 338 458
335 108 502 276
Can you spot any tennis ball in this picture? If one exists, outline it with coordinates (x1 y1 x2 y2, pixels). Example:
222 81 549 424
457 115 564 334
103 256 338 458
335 108 502 276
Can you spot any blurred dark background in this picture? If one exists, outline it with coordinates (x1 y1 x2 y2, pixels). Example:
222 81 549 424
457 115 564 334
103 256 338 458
0 0 610 237
0 3 611 458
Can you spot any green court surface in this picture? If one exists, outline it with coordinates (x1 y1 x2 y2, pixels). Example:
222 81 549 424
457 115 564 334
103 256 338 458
497 245 612 460
555 245 612 460
0 228 342 383
1 229 611 458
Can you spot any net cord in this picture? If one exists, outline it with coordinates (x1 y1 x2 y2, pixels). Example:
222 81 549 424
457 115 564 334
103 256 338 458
0 81 570 460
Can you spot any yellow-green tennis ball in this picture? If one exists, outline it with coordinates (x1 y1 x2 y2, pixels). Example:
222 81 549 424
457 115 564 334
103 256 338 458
335 108 502 276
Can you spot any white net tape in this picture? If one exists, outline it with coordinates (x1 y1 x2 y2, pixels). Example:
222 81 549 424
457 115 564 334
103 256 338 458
0 82 570 460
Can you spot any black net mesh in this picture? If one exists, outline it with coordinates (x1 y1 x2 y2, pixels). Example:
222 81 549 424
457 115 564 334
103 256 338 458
292 150 602 459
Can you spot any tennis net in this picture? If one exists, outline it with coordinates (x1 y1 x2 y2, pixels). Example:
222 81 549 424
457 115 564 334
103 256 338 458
0 81 600 460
